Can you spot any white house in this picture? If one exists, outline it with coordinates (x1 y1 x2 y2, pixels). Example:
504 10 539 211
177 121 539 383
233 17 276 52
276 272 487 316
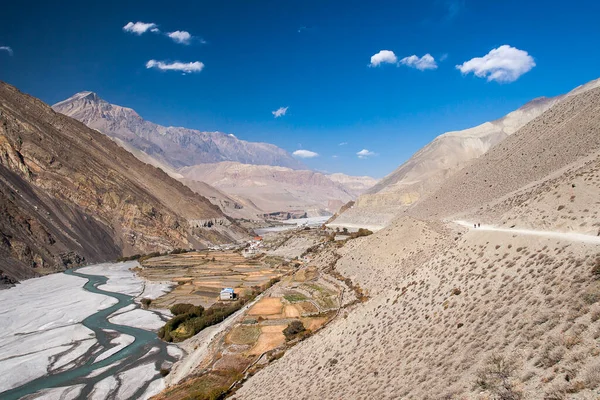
220 288 235 300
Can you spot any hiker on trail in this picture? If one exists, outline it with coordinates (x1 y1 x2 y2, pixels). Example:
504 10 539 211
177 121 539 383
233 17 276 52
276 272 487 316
474 224 477 228
478 223 481 228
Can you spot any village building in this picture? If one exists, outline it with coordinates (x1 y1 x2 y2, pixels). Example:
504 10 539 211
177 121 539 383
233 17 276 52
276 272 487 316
220 287 235 300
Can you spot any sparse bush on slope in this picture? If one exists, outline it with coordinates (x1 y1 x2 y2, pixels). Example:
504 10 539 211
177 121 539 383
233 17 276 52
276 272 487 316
476 354 523 400
283 320 306 341
591 257 600 278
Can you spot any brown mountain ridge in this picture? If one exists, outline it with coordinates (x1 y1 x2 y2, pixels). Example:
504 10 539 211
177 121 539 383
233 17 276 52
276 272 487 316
0 82 247 282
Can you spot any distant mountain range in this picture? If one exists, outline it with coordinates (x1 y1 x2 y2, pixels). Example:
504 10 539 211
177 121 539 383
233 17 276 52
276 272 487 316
179 162 369 216
53 92 306 170
53 92 378 218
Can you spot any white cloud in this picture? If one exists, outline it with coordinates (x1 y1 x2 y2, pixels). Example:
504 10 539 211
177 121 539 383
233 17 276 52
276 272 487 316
293 150 319 158
123 22 158 35
456 45 535 83
167 31 192 45
146 60 204 73
0 46 13 56
439 53 448 62
357 149 376 159
332 155 339 158
338 142 348 146
272 106 289 118
369 50 398 67
400 54 438 70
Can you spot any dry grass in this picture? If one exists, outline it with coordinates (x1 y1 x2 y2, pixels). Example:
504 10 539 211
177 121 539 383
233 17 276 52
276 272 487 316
247 298 283 316
226 325 261 345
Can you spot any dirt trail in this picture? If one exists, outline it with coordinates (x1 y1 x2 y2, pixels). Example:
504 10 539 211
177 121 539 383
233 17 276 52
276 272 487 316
453 220 600 244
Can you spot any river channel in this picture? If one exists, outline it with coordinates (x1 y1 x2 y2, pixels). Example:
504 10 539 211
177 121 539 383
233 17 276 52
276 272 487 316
0 267 176 400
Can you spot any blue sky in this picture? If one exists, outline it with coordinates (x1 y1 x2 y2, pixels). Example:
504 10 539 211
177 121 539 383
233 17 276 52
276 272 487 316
1 0 600 178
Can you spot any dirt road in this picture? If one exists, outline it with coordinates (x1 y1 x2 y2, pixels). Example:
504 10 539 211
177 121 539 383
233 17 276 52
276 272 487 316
454 220 600 244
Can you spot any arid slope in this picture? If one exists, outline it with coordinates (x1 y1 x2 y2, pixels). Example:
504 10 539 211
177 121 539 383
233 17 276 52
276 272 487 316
410 85 600 220
233 81 600 399
0 82 246 281
179 161 358 215
333 77 600 230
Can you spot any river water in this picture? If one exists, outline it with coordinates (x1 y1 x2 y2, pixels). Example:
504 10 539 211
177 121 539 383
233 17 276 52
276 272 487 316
0 267 176 399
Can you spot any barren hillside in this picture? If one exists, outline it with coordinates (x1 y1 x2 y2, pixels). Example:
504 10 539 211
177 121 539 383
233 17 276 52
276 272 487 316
0 82 246 281
179 178 265 221
179 161 356 215
410 86 600 220
231 81 600 399
333 77 600 230
326 173 378 197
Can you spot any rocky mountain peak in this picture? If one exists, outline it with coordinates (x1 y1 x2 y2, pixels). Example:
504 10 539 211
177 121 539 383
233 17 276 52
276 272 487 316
53 94 306 170
54 91 101 107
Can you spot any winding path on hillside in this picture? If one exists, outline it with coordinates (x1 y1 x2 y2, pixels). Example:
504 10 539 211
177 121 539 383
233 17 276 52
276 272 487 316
453 220 600 245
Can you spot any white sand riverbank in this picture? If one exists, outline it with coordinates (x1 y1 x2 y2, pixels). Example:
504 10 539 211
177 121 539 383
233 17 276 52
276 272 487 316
0 273 115 392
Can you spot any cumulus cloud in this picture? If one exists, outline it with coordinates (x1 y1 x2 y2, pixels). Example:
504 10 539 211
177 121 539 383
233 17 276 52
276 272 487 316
293 150 319 158
167 30 192 45
400 54 438 70
357 149 377 159
146 60 204 73
123 22 158 35
456 45 536 83
369 50 398 67
272 106 288 118
0 46 13 56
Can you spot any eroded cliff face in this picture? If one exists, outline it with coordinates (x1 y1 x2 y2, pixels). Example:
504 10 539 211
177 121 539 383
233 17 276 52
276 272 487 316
0 82 246 281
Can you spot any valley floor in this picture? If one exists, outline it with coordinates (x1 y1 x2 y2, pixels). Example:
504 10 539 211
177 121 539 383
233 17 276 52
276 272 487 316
0 262 179 400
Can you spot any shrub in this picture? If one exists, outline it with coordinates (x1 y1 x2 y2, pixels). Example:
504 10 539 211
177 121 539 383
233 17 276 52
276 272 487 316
171 248 191 254
476 354 523 400
140 298 152 308
268 277 280 287
592 258 600 279
582 290 600 305
170 303 204 316
349 228 373 239
160 300 246 342
116 254 142 262
283 320 305 340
